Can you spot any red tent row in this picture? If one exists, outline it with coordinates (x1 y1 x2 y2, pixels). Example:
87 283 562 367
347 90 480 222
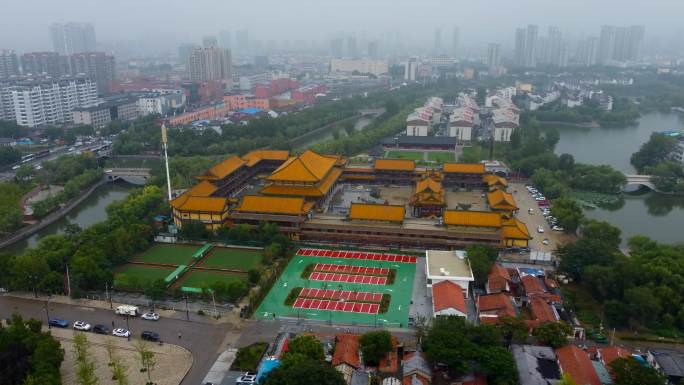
296 248 417 264
299 288 382 303
313 263 389 276
309 272 387 285
292 298 379 314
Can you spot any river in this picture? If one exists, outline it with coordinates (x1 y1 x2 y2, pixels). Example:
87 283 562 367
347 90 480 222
293 116 373 150
554 112 684 245
4 182 135 254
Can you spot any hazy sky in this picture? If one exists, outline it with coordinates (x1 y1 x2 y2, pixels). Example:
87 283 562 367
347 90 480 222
1 0 681 52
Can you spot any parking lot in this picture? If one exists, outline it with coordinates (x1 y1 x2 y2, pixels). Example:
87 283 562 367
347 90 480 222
509 182 576 255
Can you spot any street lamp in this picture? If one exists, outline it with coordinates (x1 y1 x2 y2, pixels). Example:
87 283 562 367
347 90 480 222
184 295 189 321
45 299 51 328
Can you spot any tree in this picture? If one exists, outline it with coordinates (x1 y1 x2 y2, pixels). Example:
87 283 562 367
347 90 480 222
610 358 665 385
498 316 529 345
550 197 584 233
133 338 155 384
630 133 677 173
0 146 21 166
477 346 518 385
532 322 572 348
284 335 324 362
262 357 346 385
111 357 129 385
465 245 498 288
358 331 393 366
73 333 98 385
558 153 576 173
558 220 622 280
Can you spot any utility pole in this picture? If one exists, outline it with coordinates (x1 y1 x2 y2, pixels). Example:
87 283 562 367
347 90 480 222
45 300 51 328
161 124 172 201
66 264 72 298
105 282 112 309
184 295 189 321
211 291 217 318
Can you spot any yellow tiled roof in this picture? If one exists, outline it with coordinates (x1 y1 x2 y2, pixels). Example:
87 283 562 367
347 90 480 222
172 196 228 213
487 189 517 210
416 177 443 194
234 195 310 215
443 210 502 227
374 159 416 171
349 203 405 222
242 150 290 167
502 218 531 239
443 163 486 174
198 155 245 180
483 174 508 187
185 180 217 197
267 150 338 182
261 167 343 197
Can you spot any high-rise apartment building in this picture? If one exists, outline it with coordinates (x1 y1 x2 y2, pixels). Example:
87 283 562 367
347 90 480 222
598 25 645 63
187 47 232 82
236 29 249 52
0 49 20 79
576 37 598 66
219 30 232 48
434 28 442 53
514 25 538 67
487 43 501 68
179 43 201 65
20 52 70 77
452 27 460 56
69 52 115 95
330 38 344 58
598 25 616 64
0 76 97 127
347 36 358 58
367 40 379 59
50 22 96 55
514 28 526 67
203 36 218 49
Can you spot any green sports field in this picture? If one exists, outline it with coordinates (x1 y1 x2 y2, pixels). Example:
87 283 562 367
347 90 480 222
198 247 263 271
386 151 424 161
114 264 174 286
178 270 247 288
427 152 455 162
255 254 417 326
132 244 200 265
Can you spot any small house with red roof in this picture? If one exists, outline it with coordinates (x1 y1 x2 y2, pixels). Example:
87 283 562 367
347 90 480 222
476 293 517 324
333 334 361 385
431 280 467 317
402 352 432 385
486 263 512 294
555 345 601 385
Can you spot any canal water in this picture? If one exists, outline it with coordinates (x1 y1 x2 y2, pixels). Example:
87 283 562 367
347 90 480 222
554 112 684 245
4 182 135 255
293 116 373 151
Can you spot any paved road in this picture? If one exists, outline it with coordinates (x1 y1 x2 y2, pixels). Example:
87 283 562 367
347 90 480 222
0 295 233 385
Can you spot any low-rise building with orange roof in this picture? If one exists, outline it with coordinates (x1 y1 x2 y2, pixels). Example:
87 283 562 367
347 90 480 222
477 293 517 324
402 352 432 385
598 346 632 369
555 345 601 385
486 263 512 294
529 297 560 324
410 174 445 218
442 163 486 188
230 195 314 234
373 159 416 185
487 188 518 215
261 150 345 204
501 218 531 248
431 280 467 317
349 203 406 223
483 174 508 191
521 275 562 303
333 334 361 385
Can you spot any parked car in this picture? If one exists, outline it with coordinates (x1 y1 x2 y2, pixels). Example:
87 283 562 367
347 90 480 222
93 324 109 334
542 239 550 245
141 312 160 321
553 226 564 231
537 226 545 233
49 318 69 328
236 373 257 385
112 328 131 338
73 321 91 331
141 331 160 342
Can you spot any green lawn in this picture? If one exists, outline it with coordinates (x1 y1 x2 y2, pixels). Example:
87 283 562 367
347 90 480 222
427 152 455 162
199 247 263 271
386 151 424 161
179 270 247 288
114 264 174 287
255 253 417 327
132 244 200 265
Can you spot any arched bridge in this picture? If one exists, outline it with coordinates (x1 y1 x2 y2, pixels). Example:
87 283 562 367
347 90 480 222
624 174 656 191
358 108 386 116
105 168 151 185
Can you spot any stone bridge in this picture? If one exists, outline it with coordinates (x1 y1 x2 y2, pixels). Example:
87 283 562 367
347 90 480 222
105 168 151 185
358 108 386 116
624 174 656 191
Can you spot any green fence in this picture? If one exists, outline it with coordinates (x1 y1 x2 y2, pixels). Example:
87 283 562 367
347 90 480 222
164 264 188 284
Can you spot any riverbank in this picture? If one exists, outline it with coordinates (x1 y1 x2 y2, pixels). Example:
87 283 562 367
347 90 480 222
0 179 107 250
539 120 600 128
289 113 362 150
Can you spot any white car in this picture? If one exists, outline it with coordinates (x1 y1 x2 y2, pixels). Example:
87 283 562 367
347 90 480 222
553 226 564 231
73 321 91 331
112 328 131 338
542 239 550 245
141 312 160 321
537 226 545 233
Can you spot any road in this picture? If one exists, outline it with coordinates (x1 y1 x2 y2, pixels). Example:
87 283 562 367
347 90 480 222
0 295 233 385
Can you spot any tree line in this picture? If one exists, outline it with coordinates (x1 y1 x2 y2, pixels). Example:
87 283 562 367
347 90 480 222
631 132 684 194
